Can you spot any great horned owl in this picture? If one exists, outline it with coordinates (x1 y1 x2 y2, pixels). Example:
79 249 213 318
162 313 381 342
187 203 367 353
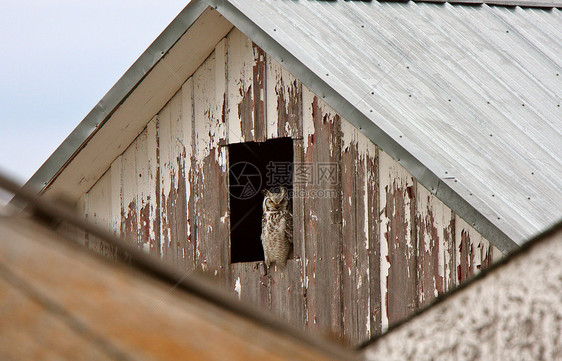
261 187 293 268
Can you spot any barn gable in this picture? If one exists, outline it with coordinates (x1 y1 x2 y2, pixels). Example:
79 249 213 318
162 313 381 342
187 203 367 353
28 0 560 345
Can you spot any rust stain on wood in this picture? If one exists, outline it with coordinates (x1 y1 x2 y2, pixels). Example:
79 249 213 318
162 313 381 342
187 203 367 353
416 202 443 307
445 215 456 292
384 179 416 326
276 78 302 138
123 200 138 246
340 125 374 344
457 229 474 283
194 146 229 282
303 93 343 338
237 84 255 141
367 146 381 337
252 43 266 142
162 156 191 266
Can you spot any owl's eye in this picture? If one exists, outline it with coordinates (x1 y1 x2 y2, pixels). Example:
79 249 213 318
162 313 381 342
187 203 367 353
266 199 274 207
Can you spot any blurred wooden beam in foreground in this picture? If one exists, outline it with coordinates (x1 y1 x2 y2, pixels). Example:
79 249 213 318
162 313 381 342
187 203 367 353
0 215 353 361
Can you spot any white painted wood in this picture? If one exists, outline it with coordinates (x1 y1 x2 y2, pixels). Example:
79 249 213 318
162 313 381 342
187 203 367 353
378 150 415 332
455 216 495 280
43 9 233 202
194 43 228 168
193 41 229 278
158 92 174 258
134 124 159 255
76 193 89 246
266 56 301 139
357 127 377 337
146 118 159 253
86 169 113 254
110 155 123 236
227 28 252 144
121 137 138 245
182 78 194 249
87 170 112 232
416 185 456 303
214 39 228 148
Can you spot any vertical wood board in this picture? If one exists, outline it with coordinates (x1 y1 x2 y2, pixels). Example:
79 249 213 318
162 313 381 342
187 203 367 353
416 185 455 307
226 29 266 143
455 216 495 284
269 259 306 329
193 42 230 284
136 123 160 256
302 88 343 337
378 150 416 331
266 56 302 139
231 262 270 310
85 169 114 256
340 121 374 344
159 90 192 269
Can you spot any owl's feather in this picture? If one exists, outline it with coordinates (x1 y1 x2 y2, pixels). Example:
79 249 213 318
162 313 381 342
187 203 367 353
261 187 293 268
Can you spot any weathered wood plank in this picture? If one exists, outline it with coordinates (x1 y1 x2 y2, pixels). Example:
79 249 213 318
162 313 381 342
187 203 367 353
269 259 306 329
367 144 381 338
0 276 109 360
227 29 266 143
416 185 455 307
341 122 359 343
302 88 343 338
266 56 302 139
182 78 196 270
159 90 192 269
231 262 269 310
86 169 114 257
110 155 123 238
0 217 348 361
135 123 160 256
193 42 230 284
455 216 495 283
341 122 376 344
379 151 416 331
121 136 138 248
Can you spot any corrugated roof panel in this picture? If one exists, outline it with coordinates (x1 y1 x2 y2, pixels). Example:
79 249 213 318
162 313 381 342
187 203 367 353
226 0 562 244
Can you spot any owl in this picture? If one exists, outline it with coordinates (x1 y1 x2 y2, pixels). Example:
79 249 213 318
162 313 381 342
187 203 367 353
261 187 293 269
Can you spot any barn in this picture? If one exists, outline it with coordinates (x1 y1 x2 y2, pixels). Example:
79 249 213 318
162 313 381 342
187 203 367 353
27 0 561 345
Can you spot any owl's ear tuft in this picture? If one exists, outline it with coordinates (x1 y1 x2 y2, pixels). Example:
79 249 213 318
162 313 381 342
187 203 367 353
261 189 269 196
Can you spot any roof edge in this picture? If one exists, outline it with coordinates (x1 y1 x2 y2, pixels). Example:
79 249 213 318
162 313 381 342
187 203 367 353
411 0 561 9
207 0 519 252
24 0 210 195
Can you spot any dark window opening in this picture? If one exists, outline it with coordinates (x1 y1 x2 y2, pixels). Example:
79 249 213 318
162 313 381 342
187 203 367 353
229 138 294 264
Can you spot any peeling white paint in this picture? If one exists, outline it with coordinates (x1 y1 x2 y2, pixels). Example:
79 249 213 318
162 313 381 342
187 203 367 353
220 211 228 224
302 88 316 154
234 276 242 299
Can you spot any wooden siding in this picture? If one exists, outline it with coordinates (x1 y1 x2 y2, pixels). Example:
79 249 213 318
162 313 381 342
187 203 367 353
78 30 503 345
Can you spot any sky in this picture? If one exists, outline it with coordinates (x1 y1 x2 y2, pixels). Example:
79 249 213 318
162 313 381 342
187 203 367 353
0 0 189 190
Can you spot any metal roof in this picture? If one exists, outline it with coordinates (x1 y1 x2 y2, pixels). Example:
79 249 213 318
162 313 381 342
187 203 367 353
27 0 561 249
210 0 562 247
